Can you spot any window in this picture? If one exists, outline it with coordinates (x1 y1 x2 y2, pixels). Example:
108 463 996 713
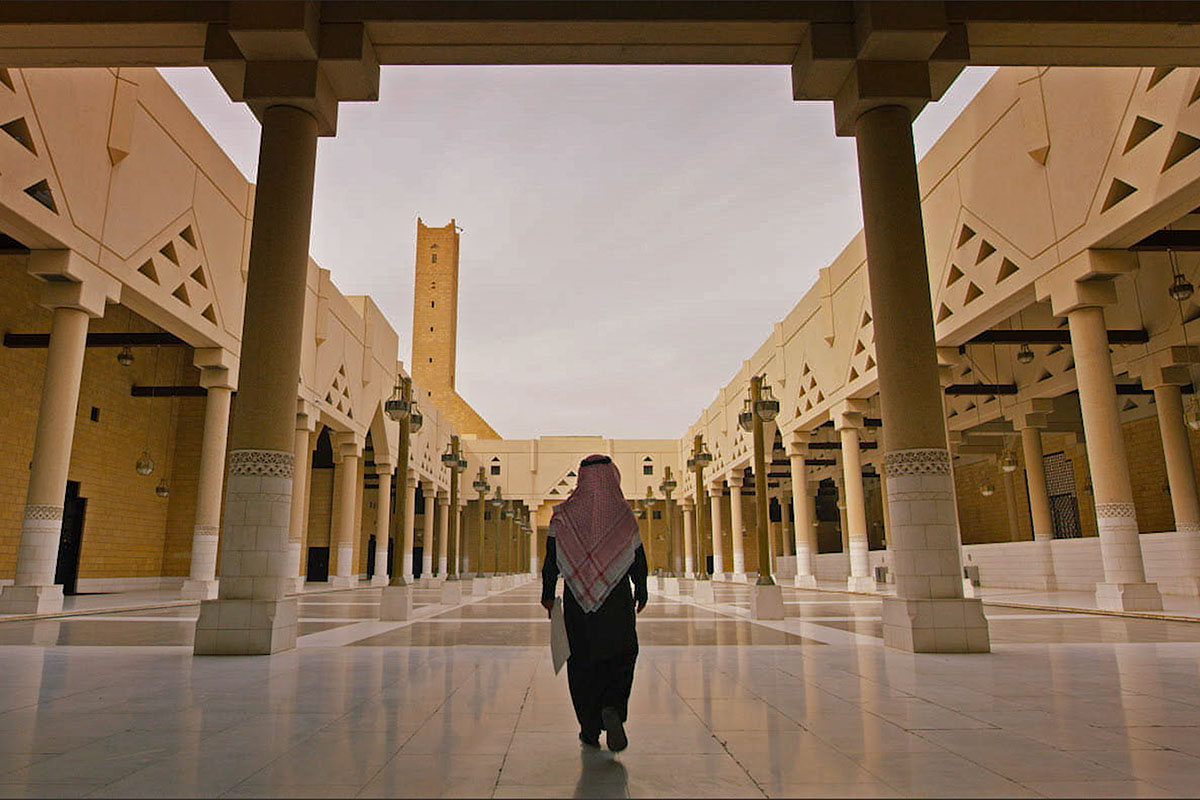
490 465 501 476
430 327 434 332
643 465 654 475
431 253 437 263
652 510 662 520
431 301 435 308
428 358 433 363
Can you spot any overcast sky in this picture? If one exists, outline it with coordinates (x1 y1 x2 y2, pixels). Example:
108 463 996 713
161 65 995 440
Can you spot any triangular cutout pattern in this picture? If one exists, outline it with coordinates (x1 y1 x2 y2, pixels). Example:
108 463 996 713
0 69 13 92
946 264 965 286
1101 179 1137 212
1037 369 1053 382
865 355 875 370
1 117 36 154
1122 399 1139 411
964 282 984 304
1191 77 1200 106
848 367 859 382
200 304 217 324
138 260 159 284
1163 131 1200 171
1148 67 1175 90
997 258 1020 282
861 311 871 327
171 283 190 305
1123 115 1163 153
159 241 178 265
854 340 865 355
957 224 976 248
1048 344 1064 355
976 241 996 264
179 225 196 248
23 180 56 213
190 266 207 288
937 304 953 323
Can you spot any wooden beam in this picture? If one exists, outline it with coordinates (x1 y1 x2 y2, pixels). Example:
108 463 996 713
1130 230 1200 251
130 385 207 397
808 441 879 450
4 332 188 348
944 383 1019 395
967 329 1148 345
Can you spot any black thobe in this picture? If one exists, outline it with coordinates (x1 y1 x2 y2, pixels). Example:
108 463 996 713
541 537 648 739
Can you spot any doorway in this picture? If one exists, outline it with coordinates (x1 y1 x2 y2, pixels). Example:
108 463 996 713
53 481 87 595
306 547 330 582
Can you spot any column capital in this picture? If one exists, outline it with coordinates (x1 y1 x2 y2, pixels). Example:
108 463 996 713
195 348 239 390
373 459 396 474
1010 397 1055 430
29 251 120 317
294 398 319 433
726 473 744 489
1129 346 1200 389
205 7 380 136
707 481 724 498
331 430 363 461
1035 250 1136 316
833 399 870 430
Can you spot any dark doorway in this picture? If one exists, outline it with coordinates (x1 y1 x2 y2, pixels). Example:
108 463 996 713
53 481 87 595
366 534 377 576
306 546 330 582
413 545 424 578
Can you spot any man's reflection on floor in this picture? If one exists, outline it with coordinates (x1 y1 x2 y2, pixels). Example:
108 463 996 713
573 743 629 799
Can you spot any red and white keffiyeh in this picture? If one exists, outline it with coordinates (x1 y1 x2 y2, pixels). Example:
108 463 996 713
549 455 642 613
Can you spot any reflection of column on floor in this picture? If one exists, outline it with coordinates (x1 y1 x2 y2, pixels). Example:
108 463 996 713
181 355 236 601
682 499 695 575
371 463 394 585
1016 403 1059 591
837 403 875 592
401 472 417 580
788 433 818 589
0 256 119 615
709 485 726 579
329 432 364 588
1149 368 1200 595
1045 263 1162 611
281 405 317 594
851 99 989 652
728 473 746 578
437 494 449 576
1001 465 1022 542
194 104 324 656
832 473 849 564
421 480 435 579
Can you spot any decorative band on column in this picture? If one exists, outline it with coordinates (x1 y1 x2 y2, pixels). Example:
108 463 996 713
1095 502 1137 519
883 448 951 477
1177 522 1200 534
193 524 219 537
23 504 63 521
228 449 295 478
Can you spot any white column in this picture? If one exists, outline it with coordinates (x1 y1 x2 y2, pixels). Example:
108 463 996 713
180 364 235 601
1018 423 1059 591
371 465 393 585
281 418 316 594
789 453 817 588
728 474 746 578
1067 299 1161 610
1152 381 1200 595
709 488 726 579
329 434 362 588
437 494 450 575
839 418 874 592
0 264 117 615
682 499 696 575
401 473 417 580
421 480 436 579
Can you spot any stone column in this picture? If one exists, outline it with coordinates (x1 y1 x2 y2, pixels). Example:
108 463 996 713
682 499 696 575
180 357 236 601
853 103 989 652
1001 468 1022 542
437 493 450 575
194 104 321 655
1066 298 1162 610
421 480 436 580
0 261 117 615
838 412 874 592
282 406 317 594
401 474 418 581
709 487 726 579
1018 422 1058 591
329 433 363 588
370 464 393 586
789 452 818 588
728 474 746 579
1152 380 1200 595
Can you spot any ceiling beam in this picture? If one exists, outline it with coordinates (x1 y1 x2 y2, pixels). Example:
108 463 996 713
967 329 1148 345
1130 230 1200 251
944 383 1018 395
130 385 208 397
4 332 188 348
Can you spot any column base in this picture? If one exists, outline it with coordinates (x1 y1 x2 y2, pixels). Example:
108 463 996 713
180 579 219 601
440 580 463 605
676 578 694 596
881 597 990 653
692 580 716 604
1025 576 1059 592
1095 582 1163 612
194 597 297 655
793 575 818 590
847 576 877 593
661 576 680 596
750 584 785 620
962 577 977 598
732 572 748 584
369 575 389 587
647 576 661 593
290 577 307 595
328 575 357 589
472 577 491 596
0 585 64 615
1159 576 1200 596
379 585 413 620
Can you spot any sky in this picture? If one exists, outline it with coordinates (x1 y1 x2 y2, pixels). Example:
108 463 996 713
160 65 995 440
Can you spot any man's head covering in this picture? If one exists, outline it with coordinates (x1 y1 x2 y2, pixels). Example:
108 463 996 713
549 454 642 612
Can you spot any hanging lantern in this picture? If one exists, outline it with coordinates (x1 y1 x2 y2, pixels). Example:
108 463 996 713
408 401 423 432
116 346 135 367
980 482 996 497
738 398 754 432
754 383 781 421
695 448 713 467
154 480 169 498
440 447 457 467
1016 343 1035 365
1169 272 1195 303
999 450 1018 473
135 450 155 476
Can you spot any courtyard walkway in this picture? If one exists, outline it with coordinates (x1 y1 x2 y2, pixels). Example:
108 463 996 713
0 582 1197 798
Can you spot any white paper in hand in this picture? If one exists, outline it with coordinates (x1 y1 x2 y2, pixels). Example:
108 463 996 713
550 597 570 675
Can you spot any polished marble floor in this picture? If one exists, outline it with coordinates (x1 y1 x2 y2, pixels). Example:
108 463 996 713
0 579 1197 798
